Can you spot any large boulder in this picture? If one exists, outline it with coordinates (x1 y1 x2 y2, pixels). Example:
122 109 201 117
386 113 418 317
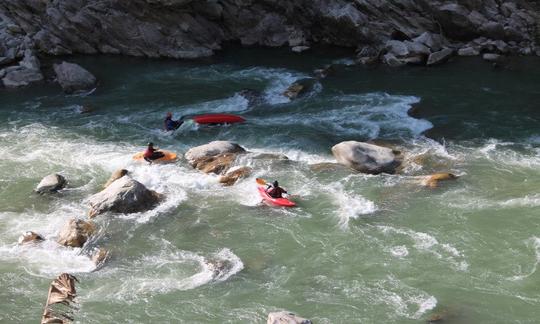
57 218 96 247
88 176 163 217
193 153 237 175
103 169 129 188
267 311 312 324
2 67 43 88
331 141 401 174
185 141 245 166
53 61 97 93
35 174 67 194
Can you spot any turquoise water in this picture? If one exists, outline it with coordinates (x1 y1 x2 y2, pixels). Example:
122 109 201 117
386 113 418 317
1 48 540 323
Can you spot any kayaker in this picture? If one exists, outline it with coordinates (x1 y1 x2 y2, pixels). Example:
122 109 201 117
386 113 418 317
266 180 288 199
164 112 184 131
143 142 165 163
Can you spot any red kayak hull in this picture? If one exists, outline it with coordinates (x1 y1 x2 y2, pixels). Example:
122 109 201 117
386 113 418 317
193 114 246 124
257 186 296 207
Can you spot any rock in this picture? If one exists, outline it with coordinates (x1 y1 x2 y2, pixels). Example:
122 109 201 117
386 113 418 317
382 53 405 67
53 61 97 93
309 162 347 172
103 169 129 188
193 153 237 174
18 231 44 244
413 32 443 51
251 153 289 160
427 48 453 66
35 174 67 194
283 78 316 99
424 173 458 188
482 53 506 64
458 46 479 56
267 311 312 324
385 40 409 57
88 176 163 217
57 218 96 247
219 166 252 186
313 65 335 79
91 248 109 265
291 45 310 53
356 45 380 65
331 141 401 174
185 141 246 166
2 67 43 88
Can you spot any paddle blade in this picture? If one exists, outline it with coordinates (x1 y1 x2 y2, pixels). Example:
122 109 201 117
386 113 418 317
255 178 267 186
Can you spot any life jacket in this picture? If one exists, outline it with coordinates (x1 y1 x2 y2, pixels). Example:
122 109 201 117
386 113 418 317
267 186 285 198
143 147 155 158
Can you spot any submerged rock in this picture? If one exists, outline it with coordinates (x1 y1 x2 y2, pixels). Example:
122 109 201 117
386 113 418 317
57 218 96 248
267 311 312 324
332 141 401 174
53 61 97 93
35 174 67 194
91 248 109 266
18 231 44 244
88 176 163 217
219 166 252 186
424 172 458 188
185 141 246 166
237 88 264 107
103 169 129 188
283 78 316 99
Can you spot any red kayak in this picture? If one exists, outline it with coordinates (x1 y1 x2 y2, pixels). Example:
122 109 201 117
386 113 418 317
257 186 296 207
193 114 245 125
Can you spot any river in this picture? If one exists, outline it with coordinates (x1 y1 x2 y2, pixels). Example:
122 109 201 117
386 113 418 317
1 47 539 323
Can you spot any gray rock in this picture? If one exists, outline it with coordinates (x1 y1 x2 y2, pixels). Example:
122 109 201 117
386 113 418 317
267 311 312 324
427 48 453 66
2 67 43 88
35 174 66 194
458 47 479 56
482 53 505 64
385 40 409 57
331 141 401 174
103 169 129 188
53 61 97 93
88 176 162 217
291 46 310 53
404 40 431 56
185 141 246 166
383 53 405 67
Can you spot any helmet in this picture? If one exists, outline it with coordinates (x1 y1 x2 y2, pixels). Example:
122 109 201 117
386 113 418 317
148 142 154 146
273 180 279 187
166 112 172 118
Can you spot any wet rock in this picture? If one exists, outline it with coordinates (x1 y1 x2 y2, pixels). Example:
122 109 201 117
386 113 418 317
193 153 237 175
103 169 129 188
91 248 109 265
2 67 43 87
332 141 402 174
53 61 97 93
88 176 163 217
219 166 252 186
383 53 405 67
424 173 458 188
251 152 289 160
427 48 453 66
18 231 44 244
41 273 78 324
267 311 312 324
237 88 264 107
283 78 316 99
313 65 335 79
185 141 246 166
482 53 505 64
57 218 95 248
35 174 67 194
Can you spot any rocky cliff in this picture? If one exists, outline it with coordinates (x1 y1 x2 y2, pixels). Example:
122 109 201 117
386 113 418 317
0 0 538 87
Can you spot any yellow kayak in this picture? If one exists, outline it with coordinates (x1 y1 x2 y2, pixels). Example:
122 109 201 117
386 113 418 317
132 150 178 164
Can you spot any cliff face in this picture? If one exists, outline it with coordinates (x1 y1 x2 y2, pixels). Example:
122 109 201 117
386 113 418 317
0 0 538 87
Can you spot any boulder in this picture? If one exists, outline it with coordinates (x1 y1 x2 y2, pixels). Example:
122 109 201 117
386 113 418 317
383 53 405 67
267 311 312 324
57 218 96 247
103 169 129 188
412 32 443 52
313 65 335 79
91 248 109 265
219 166 252 186
185 141 246 166
18 231 44 244
53 61 97 93
424 173 458 188
283 78 316 99
482 53 506 64
427 48 453 66
331 141 401 174
35 174 67 194
88 176 163 217
291 46 310 53
2 67 43 88
193 153 237 174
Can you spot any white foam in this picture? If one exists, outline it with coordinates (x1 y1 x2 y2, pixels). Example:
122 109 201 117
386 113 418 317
508 237 540 281
389 246 409 258
328 182 377 229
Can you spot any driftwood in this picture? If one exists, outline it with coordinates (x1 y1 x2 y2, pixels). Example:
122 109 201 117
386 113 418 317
41 273 78 324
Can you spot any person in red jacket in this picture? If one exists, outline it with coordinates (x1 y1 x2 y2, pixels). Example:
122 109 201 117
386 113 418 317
266 180 288 198
143 142 165 163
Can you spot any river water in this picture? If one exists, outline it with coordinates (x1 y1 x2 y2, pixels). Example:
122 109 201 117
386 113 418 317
1 48 539 323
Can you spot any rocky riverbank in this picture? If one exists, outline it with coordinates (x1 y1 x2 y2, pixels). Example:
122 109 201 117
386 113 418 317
0 0 539 88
